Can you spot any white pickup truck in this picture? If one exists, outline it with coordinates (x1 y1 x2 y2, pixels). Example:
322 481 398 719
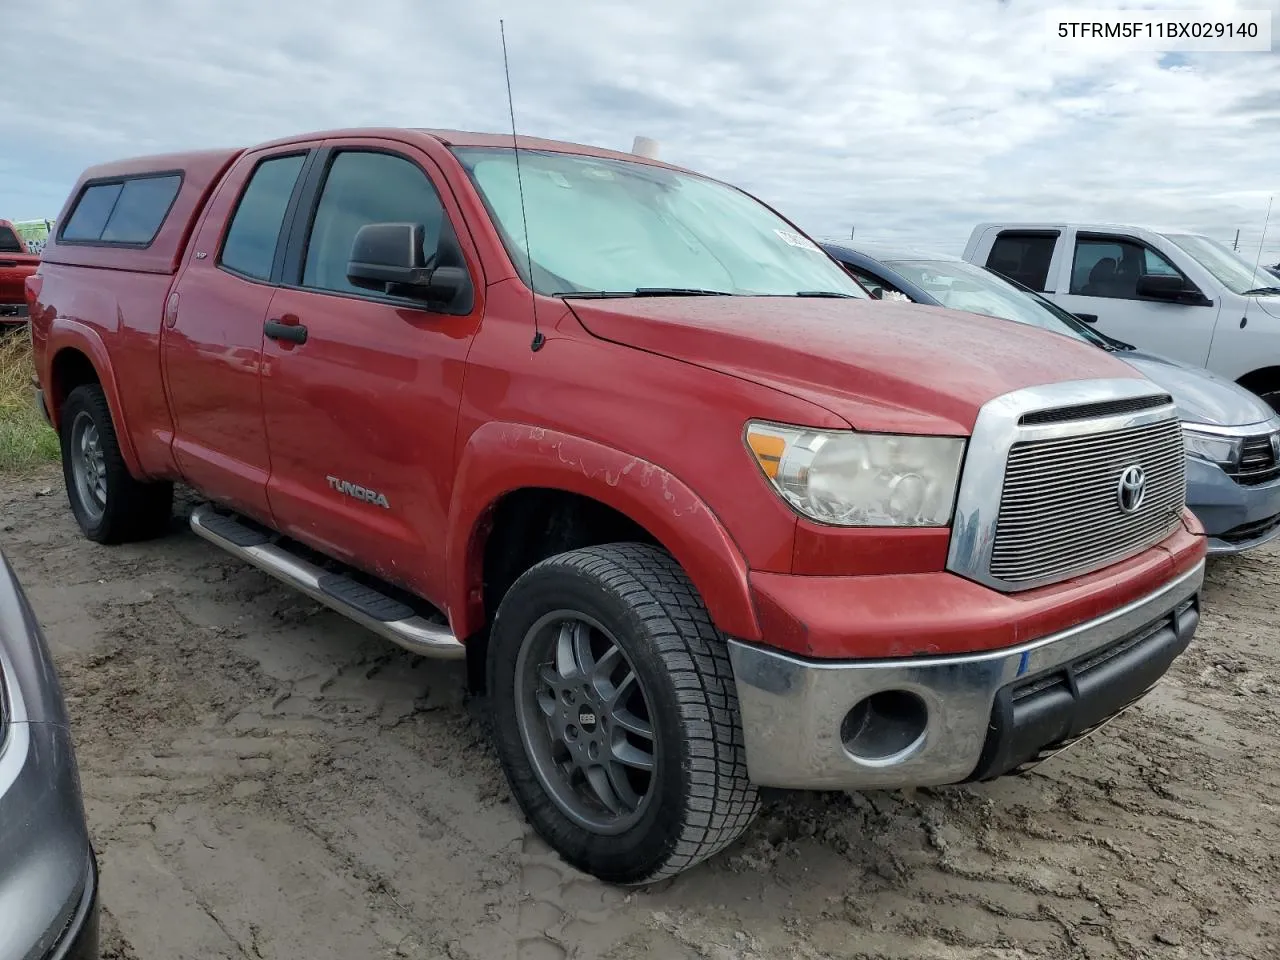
963 223 1280 411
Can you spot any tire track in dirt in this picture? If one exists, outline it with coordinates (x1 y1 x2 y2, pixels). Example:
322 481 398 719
2 471 1277 959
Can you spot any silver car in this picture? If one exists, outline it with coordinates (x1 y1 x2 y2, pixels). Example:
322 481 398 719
0 551 98 960
823 241 1280 555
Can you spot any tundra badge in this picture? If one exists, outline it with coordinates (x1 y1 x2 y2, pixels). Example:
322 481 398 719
326 475 390 509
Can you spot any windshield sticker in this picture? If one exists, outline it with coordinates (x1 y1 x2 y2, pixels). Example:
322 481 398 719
547 171 573 188
774 229 822 253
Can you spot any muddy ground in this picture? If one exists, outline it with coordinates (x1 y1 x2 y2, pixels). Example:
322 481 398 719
2 468 1277 960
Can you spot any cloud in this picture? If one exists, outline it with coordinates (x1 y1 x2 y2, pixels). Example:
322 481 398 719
3 0 1280 264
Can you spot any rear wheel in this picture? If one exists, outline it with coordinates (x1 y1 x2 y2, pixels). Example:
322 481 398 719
60 384 173 544
488 543 759 884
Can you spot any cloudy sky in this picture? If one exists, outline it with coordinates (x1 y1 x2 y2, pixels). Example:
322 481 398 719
4 0 1280 262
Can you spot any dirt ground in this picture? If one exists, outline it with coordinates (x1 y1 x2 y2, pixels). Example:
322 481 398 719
2 469 1277 960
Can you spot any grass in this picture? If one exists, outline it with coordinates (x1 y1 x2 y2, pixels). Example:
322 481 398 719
0 328 61 472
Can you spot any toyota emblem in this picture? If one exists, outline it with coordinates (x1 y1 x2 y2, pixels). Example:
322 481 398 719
1116 465 1147 514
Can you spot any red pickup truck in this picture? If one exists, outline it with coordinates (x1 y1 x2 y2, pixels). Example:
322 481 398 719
28 128 1206 884
0 219 39 321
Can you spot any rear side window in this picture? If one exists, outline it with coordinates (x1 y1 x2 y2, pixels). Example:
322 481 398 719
986 231 1058 291
0 226 23 253
61 184 124 241
60 174 181 245
220 154 307 281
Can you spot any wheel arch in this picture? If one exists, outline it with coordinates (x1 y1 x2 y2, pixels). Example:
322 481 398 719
1236 365 1280 410
446 423 761 653
44 321 144 476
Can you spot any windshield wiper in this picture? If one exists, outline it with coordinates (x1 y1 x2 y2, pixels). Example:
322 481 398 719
632 287 732 297
1242 286 1280 296
794 290 858 298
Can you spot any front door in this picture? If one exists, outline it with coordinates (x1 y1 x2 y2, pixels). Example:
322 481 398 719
162 148 311 519
1051 232 1221 367
259 142 483 604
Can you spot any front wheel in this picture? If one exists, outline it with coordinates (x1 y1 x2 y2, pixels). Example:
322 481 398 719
488 544 759 884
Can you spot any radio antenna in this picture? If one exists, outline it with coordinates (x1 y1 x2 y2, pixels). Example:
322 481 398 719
500 20 544 353
1238 195 1274 336
1249 195 1272 284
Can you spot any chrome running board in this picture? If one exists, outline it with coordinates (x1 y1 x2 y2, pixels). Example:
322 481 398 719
189 504 464 660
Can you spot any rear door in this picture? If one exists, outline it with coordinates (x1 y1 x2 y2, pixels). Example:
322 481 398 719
162 147 313 519
1051 231 1220 366
258 138 484 602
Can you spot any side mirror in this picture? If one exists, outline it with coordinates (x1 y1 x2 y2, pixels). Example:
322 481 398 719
346 222 471 307
1136 273 1191 301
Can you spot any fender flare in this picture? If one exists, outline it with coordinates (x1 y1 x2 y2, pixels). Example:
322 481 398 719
444 421 761 643
43 319 144 477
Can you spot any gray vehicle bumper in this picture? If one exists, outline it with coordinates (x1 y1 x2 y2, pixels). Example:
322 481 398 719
728 560 1204 791
1185 457 1280 553
0 721 98 960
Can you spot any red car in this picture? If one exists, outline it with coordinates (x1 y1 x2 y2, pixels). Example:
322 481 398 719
0 219 39 322
28 129 1205 884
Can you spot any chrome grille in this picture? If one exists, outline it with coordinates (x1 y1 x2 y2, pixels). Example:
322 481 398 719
1231 432 1280 486
1018 394 1172 426
989 418 1185 585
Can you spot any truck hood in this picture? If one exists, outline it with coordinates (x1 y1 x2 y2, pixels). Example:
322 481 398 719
567 297 1144 434
1119 348 1276 428
1252 295 1280 320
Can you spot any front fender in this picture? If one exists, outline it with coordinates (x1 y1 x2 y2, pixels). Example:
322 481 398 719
42 319 143 477
445 422 760 643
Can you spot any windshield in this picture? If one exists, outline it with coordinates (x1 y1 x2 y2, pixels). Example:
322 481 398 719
0 227 24 254
884 258 1111 347
452 148 866 298
1161 233 1280 295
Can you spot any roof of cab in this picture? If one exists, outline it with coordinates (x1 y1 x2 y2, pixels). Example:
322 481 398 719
38 127 697 276
245 126 696 173
970 221 1201 240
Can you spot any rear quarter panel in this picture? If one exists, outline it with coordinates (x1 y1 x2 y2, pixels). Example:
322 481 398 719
34 263 180 479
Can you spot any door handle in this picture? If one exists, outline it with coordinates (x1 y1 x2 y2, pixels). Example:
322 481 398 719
265 319 308 344
1074 313 1098 324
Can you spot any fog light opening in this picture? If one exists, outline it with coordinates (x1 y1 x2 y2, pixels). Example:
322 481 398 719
841 690 928 763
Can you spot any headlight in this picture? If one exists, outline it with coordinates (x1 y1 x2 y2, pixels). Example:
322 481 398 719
1182 426 1242 467
745 421 965 526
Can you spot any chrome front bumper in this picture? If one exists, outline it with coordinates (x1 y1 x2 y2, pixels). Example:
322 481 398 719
728 560 1205 790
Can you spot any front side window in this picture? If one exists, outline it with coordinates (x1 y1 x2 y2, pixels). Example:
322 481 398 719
1070 237 1182 300
985 232 1057 291
453 148 865 298
220 154 306 281
0 226 23 253
302 151 446 295
1162 233 1280 295
60 174 181 245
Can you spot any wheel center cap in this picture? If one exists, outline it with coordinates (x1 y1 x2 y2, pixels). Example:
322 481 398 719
577 706 599 733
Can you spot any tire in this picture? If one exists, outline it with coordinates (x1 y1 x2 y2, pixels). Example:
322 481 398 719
59 384 173 544
488 543 759 884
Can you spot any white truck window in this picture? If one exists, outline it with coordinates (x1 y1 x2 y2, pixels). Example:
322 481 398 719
985 232 1056 291
1069 237 1181 300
